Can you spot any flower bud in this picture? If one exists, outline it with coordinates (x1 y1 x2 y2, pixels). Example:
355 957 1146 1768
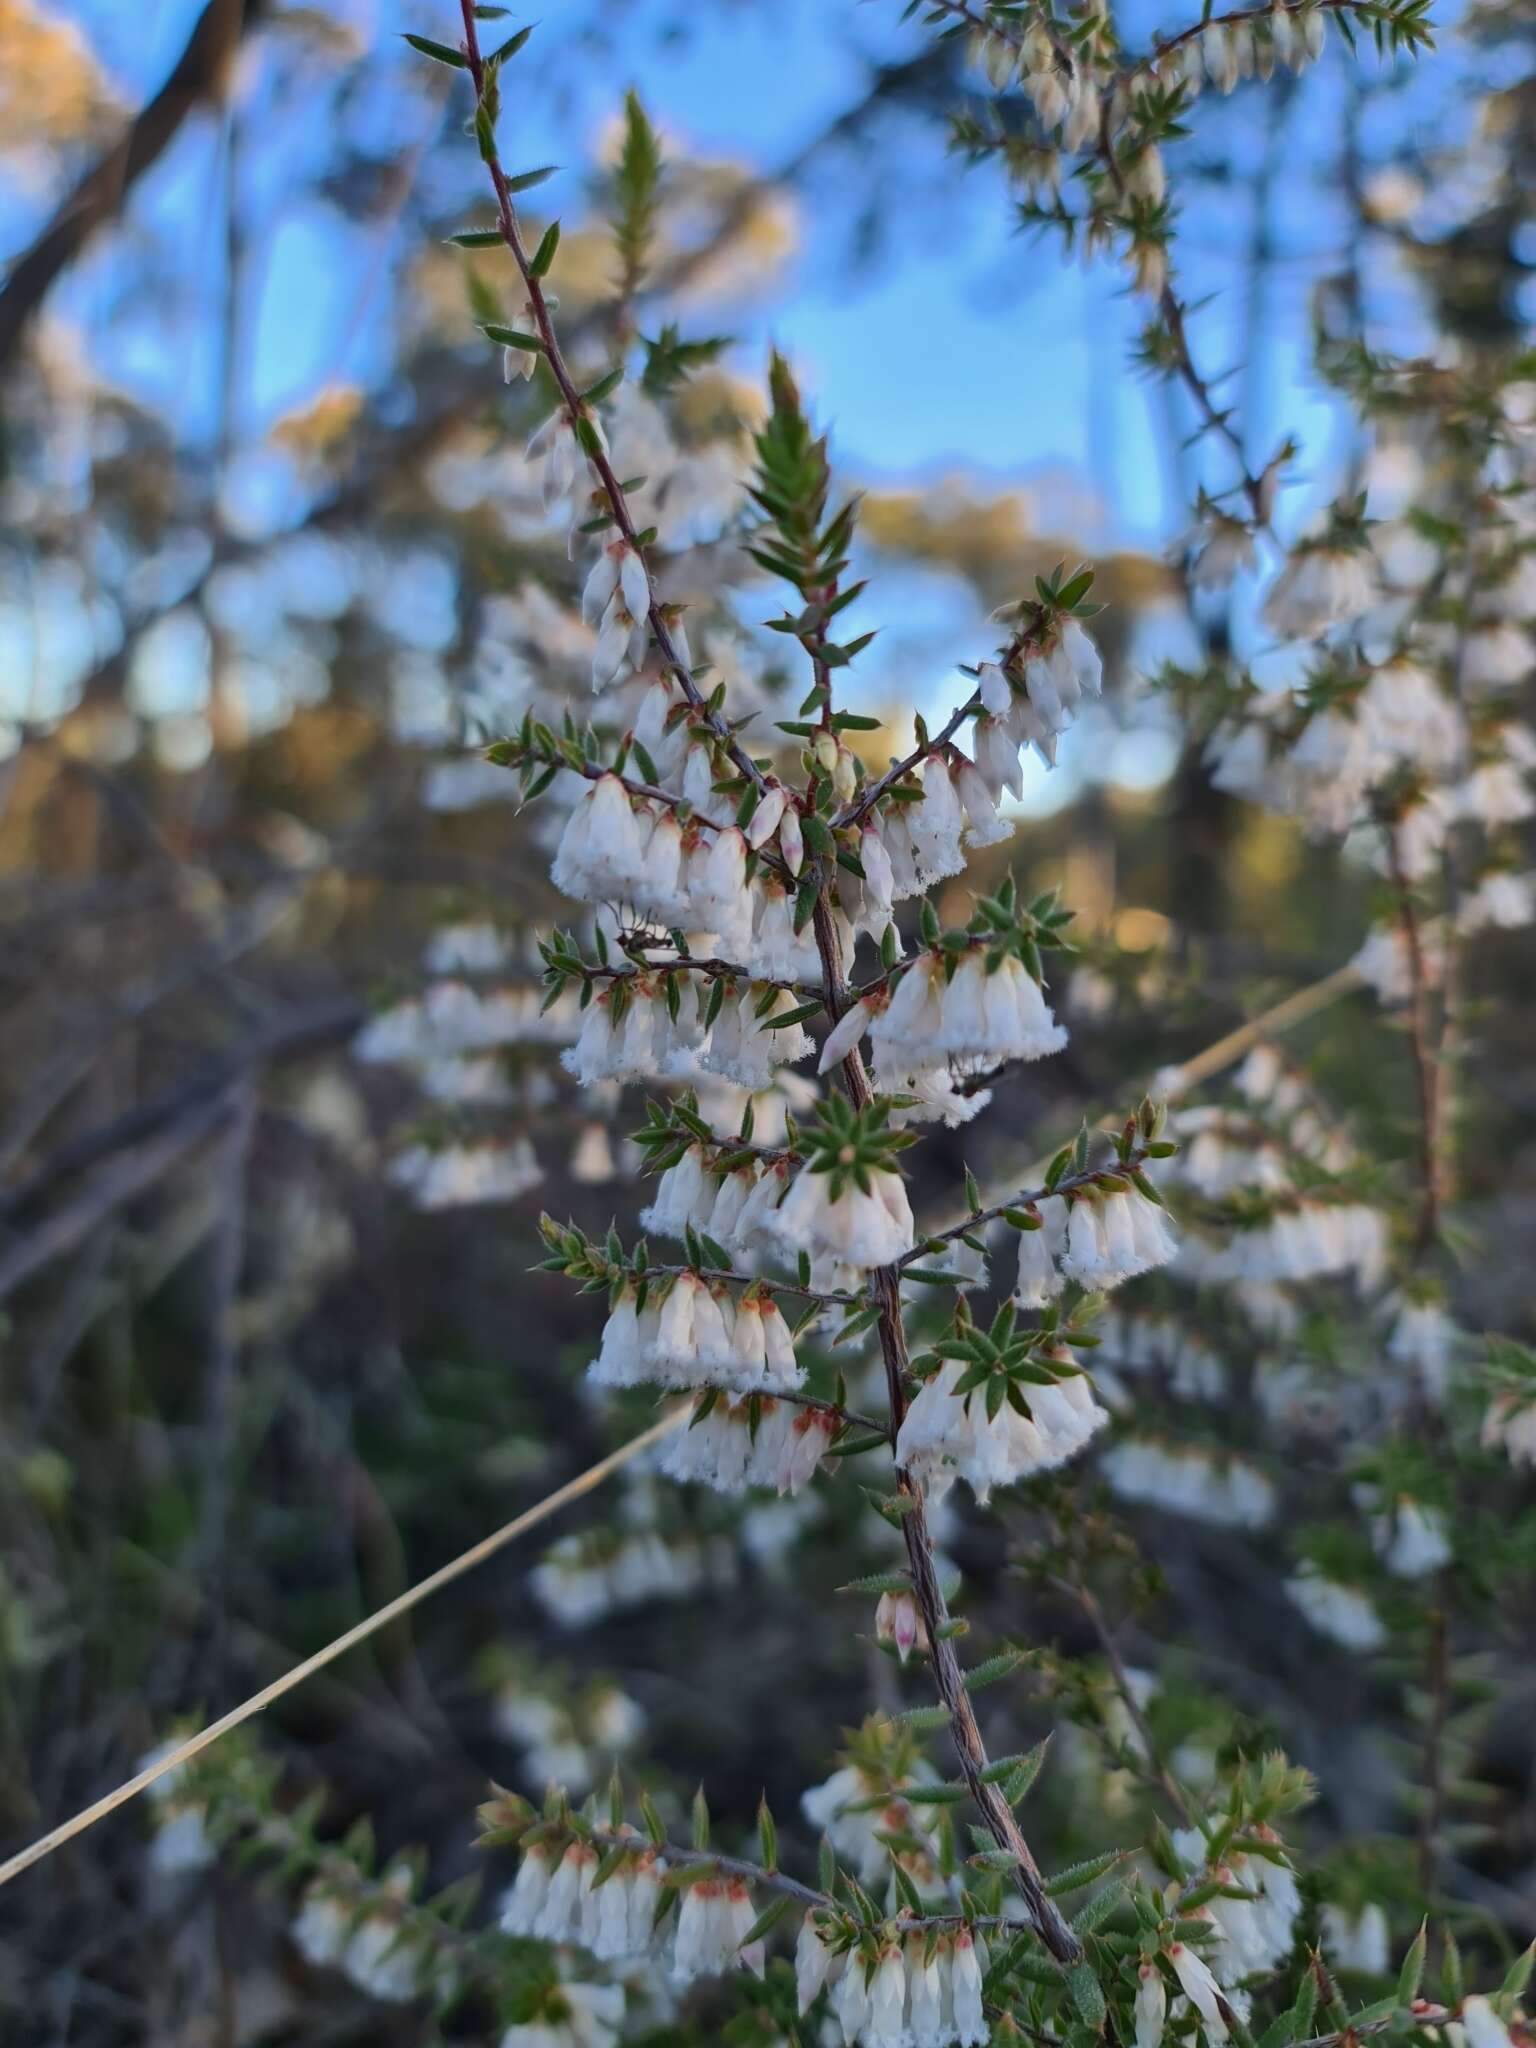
874 1588 926 1662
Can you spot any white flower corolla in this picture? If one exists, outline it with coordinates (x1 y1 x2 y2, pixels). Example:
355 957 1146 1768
492 1685 639 1795
801 1765 936 1887
684 825 756 953
1461 622 1532 693
529 1529 736 1629
1012 1218 1065 1308
500 1981 627 2048
1368 1493 1452 1577
502 1839 665 1964
1157 1109 1287 1199
1201 21 1240 90
590 1273 801 1396
725 1289 804 1392
640 1145 716 1239
907 755 970 885
1137 1962 1169 2048
1377 790 1453 883
1190 515 1259 589
866 1943 908 2047
586 553 652 691
1384 1295 1459 1397
950 1930 988 2046
1174 1828 1300 1978
342 1867 425 2002
292 1883 352 1968
795 1914 838 2014
767 1161 915 1270
1131 241 1169 302
136 1740 216 1878
896 1361 1108 1504
1206 714 1281 805
677 742 735 828
1320 1901 1390 1975
952 750 1015 847
1168 1942 1229 2039
869 954 946 1078
561 981 702 1085
1286 1566 1385 1651
1026 62 1069 128
1059 1187 1178 1291
1100 1440 1276 1528
1455 756 1535 830
1181 1199 1387 1289
357 980 577 1063
673 1876 762 1983
527 406 605 514
1360 655 1465 771
1461 1999 1516 2048
1280 659 1466 838
660 1395 835 1495
743 878 854 982
589 1286 653 1390
937 952 1068 1066
831 1955 871 2042
551 775 651 906
1350 920 1447 1005
1263 543 1378 638
146 1805 217 1877
389 1138 542 1210
698 984 813 1090
421 921 512 975
1095 1308 1225 1402
1458 869 1536 933
632 676 691 781
1481 1391 1536 1467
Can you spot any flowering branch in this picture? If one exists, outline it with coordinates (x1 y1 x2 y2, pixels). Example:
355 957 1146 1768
899 1120 1171 1269
455 0 767 799
810 888 1085 1965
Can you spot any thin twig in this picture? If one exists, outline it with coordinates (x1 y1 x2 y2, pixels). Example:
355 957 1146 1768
0 1407 687 1892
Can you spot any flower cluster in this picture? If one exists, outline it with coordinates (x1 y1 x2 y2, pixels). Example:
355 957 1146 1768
796 1917 991 2048
659 1393 838 1497
591 1276 802 1395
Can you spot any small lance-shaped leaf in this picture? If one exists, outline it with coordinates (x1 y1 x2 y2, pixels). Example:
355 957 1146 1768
1066 1960 1107 2027
1500 1941 1535 2004
1044 1848 1128 1895
1397 1921 1428 2005
741 1893 793 1947
962 1648 1024 1692
1004 1741 1051 1807
691 1784 710 1851
758 1795 778 1873
640 1790 666 1848
403 31 467 65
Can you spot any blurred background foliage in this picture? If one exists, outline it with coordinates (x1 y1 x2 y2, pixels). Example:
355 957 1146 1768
0 0 1531 2042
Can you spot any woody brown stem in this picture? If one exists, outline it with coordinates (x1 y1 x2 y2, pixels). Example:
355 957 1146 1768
810 899 1082 1966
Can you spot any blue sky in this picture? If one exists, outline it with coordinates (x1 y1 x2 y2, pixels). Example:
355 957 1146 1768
9 0 1394 539
0 0 1472 781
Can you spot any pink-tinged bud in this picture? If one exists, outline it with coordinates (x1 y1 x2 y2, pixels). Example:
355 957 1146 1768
780 804 805 876
874 1588 926 1662
746 780 788 850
